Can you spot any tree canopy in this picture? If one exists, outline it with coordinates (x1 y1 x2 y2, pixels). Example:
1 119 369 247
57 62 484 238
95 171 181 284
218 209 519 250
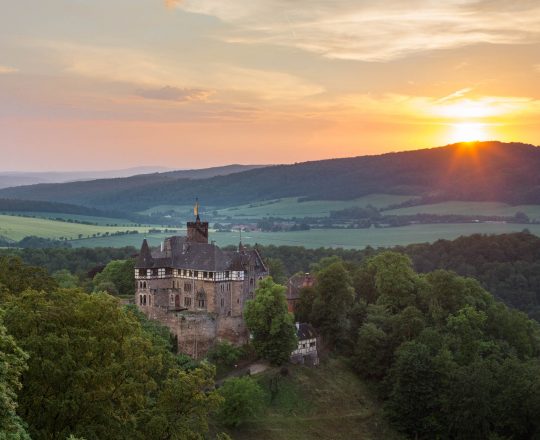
244 277 298 365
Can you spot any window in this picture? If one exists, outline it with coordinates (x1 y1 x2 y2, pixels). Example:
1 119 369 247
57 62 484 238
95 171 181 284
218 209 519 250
194 271 198 277
184 283 192 292
221 298 224 307
197 292 206 309
310 342 316 347
209 272 213 279
184 297 192 307
203 271 207 278
250 278 254 286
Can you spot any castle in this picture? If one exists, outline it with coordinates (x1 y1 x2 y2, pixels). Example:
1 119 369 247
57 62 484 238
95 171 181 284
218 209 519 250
134 203 268 358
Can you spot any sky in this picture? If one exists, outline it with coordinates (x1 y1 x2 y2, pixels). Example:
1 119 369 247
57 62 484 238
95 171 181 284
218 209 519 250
1 0 540 171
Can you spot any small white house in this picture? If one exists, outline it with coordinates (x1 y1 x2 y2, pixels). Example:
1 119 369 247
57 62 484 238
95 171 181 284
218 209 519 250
291 322 319 365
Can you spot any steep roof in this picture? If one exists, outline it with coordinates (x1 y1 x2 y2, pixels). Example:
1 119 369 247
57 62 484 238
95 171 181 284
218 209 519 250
135 235 267 272
297 323 317 340
287 273 316 300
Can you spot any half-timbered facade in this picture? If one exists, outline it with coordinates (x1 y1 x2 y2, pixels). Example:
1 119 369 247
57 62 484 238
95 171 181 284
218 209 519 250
134 212 268 357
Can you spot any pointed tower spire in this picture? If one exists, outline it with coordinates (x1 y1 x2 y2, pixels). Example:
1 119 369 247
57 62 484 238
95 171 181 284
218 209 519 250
136 238 153 267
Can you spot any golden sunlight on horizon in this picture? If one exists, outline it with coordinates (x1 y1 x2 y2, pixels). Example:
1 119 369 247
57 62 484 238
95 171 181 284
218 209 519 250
447 122 490 144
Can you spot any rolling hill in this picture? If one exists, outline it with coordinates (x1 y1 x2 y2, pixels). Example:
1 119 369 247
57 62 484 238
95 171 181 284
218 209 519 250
1 141 539 213
0 164 264 189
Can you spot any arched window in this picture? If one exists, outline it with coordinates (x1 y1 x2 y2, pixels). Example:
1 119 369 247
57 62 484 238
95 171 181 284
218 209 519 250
139 295 143 305
143 295 147 305
149 296 152 306
197 291 206 309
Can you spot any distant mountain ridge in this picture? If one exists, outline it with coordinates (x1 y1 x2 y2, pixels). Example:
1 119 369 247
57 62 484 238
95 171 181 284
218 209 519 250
0 164 265 189
1 142 539 212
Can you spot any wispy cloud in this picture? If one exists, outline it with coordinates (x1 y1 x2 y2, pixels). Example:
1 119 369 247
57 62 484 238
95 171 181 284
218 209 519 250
0 65 18 74
437 88 473 103
38 40 323 101
172 0 540 61
136 86 212 102
339 92 540 121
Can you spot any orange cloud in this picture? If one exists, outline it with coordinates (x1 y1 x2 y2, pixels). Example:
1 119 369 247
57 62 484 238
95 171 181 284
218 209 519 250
164 0 181 9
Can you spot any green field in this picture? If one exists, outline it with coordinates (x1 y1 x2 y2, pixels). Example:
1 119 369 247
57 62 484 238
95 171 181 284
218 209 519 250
216 195 416 219
0 214 155 241
229 358 402 440
71 223 540 249
2 211 136 226
384 201 540 220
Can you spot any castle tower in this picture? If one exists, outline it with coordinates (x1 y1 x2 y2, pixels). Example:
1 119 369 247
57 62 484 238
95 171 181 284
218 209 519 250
186 199 209 243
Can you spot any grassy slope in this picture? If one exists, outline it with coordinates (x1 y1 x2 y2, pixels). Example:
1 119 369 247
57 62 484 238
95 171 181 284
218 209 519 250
215 195 415 219
0 214 155 241
385 201 540 220
229 358 402 440
71 223 540 249
2 211 136 226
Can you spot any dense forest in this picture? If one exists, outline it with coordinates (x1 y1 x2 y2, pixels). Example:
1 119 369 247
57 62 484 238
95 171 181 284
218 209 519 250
1 142 539 212
2 231 540 321
295 253 540 439
3 236 540 439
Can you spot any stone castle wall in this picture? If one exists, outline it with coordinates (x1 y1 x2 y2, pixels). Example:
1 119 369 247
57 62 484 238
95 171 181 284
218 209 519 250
140 304 248 358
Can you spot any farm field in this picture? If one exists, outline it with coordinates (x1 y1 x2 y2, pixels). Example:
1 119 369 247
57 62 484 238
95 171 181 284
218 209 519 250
0 214 152 241
71 222 540 249
1 211 136 226
215 194 416 219
384 201 540 220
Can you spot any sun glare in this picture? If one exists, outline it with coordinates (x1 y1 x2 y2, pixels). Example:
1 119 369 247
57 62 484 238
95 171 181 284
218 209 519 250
448 122 489 143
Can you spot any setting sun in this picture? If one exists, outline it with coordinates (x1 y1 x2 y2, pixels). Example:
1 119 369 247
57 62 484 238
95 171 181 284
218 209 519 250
448 122 489 143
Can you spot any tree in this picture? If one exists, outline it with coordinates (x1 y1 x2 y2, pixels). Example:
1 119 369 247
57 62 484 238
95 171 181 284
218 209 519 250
265 258 287 285
3 289 169 440
93 259 135 296
0 256 57 295
216 376 264 428
294 286 317 323
0 313 30 440
353 322 392 380
52 269 79 288
206 341 242 375
311 261 354 348
244 278 297 365
367 252 420 312
139 363 222 440
385 341 450 438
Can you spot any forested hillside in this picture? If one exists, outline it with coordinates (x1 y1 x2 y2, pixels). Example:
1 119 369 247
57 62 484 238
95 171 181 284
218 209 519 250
1 142 539 212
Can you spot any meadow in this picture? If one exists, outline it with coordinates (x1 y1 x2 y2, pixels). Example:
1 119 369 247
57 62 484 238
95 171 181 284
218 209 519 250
230 358 402 440
2 211 136 226
71 223 540 249
215 194 415 219
384 201 540 220
0 214 152 241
